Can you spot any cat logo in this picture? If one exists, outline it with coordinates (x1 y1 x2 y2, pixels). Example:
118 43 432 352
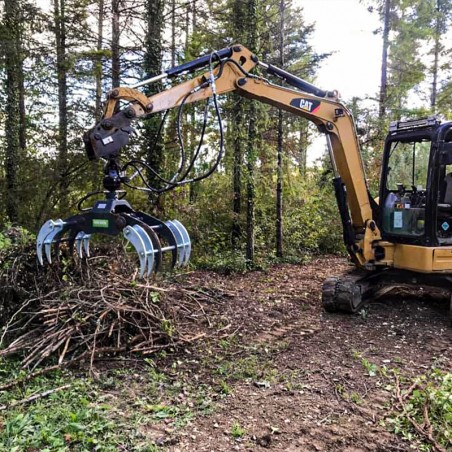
290 97 321 113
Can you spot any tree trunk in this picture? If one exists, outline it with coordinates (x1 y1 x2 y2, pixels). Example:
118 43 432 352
246 103 256 263
276 110 284 258
54 0 69 207
111 0 120 88
4 0 22 223
170 0 176 67
95 0 104 120
230 0 247 248
192 0 197 30
231 100 243 248
379 0 391 119
185 0 197 204
298 125 308 176
276 0 285 258
431 0 441 110
18 5 26 156
144 0 164 211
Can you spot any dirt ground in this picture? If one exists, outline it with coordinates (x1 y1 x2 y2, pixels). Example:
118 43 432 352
114 256 452 451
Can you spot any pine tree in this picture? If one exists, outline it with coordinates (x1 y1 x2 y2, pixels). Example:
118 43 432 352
379 0 391 119
143 0 165 211
275 0 285 258
95 0 104 119
111 0 120 88
229 0 247 249
428 0 452 111
1 0 23 223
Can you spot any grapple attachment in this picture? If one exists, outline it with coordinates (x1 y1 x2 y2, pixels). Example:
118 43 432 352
36 198 191 277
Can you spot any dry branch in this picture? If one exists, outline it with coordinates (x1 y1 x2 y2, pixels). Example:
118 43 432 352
0 384 71 411
395 375 446 452
0 243 231 376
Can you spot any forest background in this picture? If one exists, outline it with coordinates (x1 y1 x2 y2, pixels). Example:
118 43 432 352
0 0 451 270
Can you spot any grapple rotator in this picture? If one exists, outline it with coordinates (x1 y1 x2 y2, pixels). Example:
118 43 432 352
36 158 191 277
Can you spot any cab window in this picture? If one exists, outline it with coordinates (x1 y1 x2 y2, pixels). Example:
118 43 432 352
382 139 430 237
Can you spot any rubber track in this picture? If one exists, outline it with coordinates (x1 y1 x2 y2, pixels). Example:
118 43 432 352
322 275 364 313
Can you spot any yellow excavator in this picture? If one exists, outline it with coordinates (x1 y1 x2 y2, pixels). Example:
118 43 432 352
37 45 452 314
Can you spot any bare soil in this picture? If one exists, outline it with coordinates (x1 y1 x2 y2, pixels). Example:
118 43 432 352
112 256 452 451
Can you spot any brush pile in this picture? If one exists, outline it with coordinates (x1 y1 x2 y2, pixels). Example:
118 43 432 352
0 234 228 371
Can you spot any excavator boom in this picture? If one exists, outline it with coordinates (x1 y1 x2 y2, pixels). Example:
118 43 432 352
85 44 381 267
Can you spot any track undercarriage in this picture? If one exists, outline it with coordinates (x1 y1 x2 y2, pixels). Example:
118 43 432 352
322 268 452 323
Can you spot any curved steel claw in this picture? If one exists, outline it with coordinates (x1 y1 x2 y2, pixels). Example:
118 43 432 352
165 220 191 267
123 224 156 277
172 220 191 266
75 232 91 258
36 219 65 265
133 224 156 277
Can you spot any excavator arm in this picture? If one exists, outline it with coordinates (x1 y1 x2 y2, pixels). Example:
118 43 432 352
84 44 381 267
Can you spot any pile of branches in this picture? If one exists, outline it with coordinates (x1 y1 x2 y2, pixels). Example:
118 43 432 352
0 237 226 372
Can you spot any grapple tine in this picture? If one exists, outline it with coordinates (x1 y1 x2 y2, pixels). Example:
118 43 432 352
172 220 191 266
36 219 65 265
123 225 148 277
37 221 51 265
165 220 185 267
45 232 58 264
75 232 85 258
132 225 155 276
134 212 178 268
75 232 84 258
75 232 91 259
143 226 163 272
82 234 91 257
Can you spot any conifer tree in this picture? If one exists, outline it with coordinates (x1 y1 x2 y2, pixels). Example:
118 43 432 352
143 0 165 210
1 0 23 223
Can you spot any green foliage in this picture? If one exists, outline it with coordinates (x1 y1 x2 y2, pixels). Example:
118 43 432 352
386 369 452 449
196 249 249 274
0 225 34 255
167 165 344 273
355 352 452 449
0 364 125 450
230 421 246 438
0 232 12 252
360 357 378 377
283 184 344 255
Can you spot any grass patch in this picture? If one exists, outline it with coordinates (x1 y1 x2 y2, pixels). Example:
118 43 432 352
230 421 246 438
0 356 215 450
0 363 130 450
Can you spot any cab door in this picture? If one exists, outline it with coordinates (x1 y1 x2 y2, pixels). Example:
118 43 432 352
379 133 433 246
432 123 452 246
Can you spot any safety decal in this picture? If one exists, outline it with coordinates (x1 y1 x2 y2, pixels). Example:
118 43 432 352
290 98 321 113
92 219 109 228
393 211 403 229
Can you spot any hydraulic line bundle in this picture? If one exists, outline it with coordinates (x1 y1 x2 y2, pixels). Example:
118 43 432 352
35 53 228 276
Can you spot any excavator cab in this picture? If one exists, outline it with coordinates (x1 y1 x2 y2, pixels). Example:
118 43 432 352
379 116 452 248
